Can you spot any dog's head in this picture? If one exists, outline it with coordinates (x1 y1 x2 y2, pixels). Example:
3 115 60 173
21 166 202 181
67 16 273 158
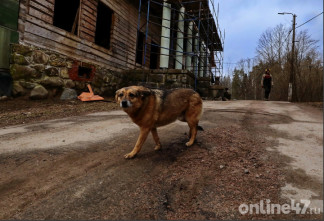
115 86 152 110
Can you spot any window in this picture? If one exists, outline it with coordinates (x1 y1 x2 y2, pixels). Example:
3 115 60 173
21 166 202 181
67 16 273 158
78 66 92 79
95 1 113 49
0 0 20 30
136 31 145 64
68 61 95 82
53 0 80 35
150 41 159 69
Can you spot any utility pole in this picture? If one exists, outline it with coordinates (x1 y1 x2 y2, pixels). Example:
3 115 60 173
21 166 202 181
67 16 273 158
289 14 297 102
252 59 257 100
278 12 297 102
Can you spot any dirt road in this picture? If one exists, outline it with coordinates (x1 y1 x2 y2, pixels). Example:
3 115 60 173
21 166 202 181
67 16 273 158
0 100 322 219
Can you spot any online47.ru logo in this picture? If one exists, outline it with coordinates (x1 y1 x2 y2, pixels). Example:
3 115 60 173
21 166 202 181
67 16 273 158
239 199 321 215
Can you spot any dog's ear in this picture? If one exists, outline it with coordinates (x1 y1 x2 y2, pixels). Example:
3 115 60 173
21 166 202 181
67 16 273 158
115 89 122 102
138 87 152 98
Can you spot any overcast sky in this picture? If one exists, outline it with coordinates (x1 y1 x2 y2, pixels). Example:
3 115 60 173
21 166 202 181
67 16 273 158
216 0 323 76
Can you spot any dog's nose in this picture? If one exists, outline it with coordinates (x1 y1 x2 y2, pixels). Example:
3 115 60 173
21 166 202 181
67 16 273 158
121 100 128 108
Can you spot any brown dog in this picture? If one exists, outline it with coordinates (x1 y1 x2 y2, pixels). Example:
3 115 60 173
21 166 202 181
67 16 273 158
115 86 203 159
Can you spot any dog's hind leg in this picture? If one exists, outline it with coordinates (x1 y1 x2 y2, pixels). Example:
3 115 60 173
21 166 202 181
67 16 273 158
151 127 161 151
124 128 150 159
186 122 198 146
185 94 202 147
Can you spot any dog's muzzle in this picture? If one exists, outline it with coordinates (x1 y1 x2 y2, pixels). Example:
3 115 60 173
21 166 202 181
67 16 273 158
121 100 131 108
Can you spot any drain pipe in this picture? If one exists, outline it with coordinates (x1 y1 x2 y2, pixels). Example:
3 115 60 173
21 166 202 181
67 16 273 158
159 0 171 68
175 7 185 69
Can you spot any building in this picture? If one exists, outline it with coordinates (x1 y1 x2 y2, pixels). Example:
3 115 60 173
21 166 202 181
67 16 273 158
0 0 224 99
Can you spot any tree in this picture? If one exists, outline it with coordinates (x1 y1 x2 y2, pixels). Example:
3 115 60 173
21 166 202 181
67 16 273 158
231 68 245 99
219 75 232 89
253 24 323 101
256 24 290 66
294 30 321 101
229 24 322 102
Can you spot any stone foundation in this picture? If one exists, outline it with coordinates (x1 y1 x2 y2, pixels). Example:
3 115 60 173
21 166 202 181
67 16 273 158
10 43 122 99
9 43 212 99
120 69 195 89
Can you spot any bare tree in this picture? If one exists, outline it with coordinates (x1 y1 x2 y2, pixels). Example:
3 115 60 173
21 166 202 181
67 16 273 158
240 24 323 101
293 30 322 101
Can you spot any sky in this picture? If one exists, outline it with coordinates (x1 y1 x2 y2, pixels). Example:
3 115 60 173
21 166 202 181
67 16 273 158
216 0 323 76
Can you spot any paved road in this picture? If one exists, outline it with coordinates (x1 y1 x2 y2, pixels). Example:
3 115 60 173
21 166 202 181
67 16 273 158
0 100 322 219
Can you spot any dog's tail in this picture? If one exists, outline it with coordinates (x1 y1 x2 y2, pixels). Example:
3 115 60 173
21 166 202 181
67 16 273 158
197 125 204 131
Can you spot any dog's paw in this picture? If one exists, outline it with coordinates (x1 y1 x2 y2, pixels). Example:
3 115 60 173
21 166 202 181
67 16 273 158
185 141 193 147
154 144 161 151
124 152 136 159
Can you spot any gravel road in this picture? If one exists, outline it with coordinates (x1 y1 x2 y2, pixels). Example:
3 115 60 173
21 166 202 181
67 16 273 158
0 100 322 219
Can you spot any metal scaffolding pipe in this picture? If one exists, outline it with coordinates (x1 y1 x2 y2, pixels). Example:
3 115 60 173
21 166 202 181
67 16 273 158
206 48 210 77
185 21 193 70
193 32 199 78
175 7 185 69
194 1 202 90
199 41 205 77
159 0 171 68
143 0 151 67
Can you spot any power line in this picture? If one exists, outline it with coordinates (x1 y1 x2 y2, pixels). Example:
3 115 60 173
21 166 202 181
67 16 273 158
283 29 292 43
282 12 323 44
296 11 323 29
227 13 323 68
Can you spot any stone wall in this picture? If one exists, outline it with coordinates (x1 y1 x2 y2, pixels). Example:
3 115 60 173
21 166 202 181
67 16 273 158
9 43 201 100
196 77 211 97
10 43 122 99
120 69 195 89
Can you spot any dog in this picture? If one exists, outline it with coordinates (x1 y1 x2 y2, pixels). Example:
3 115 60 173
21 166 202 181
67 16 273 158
115 86 203 159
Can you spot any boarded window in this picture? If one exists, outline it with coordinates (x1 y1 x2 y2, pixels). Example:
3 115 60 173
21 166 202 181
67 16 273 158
53 0 80 35
95 1 113 49
136 31 145 65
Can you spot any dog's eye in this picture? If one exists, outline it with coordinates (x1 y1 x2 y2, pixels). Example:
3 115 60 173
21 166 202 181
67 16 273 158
118 93 124 97
129 93 136 98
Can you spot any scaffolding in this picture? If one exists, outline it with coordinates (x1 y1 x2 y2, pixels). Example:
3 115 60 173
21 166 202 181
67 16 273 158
135 0 224 90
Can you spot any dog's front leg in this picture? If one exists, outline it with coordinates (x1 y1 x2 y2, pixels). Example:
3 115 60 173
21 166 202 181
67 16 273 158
124 128 150 159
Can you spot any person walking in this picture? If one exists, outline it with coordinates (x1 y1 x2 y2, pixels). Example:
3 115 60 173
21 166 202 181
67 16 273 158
261 68 273 101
